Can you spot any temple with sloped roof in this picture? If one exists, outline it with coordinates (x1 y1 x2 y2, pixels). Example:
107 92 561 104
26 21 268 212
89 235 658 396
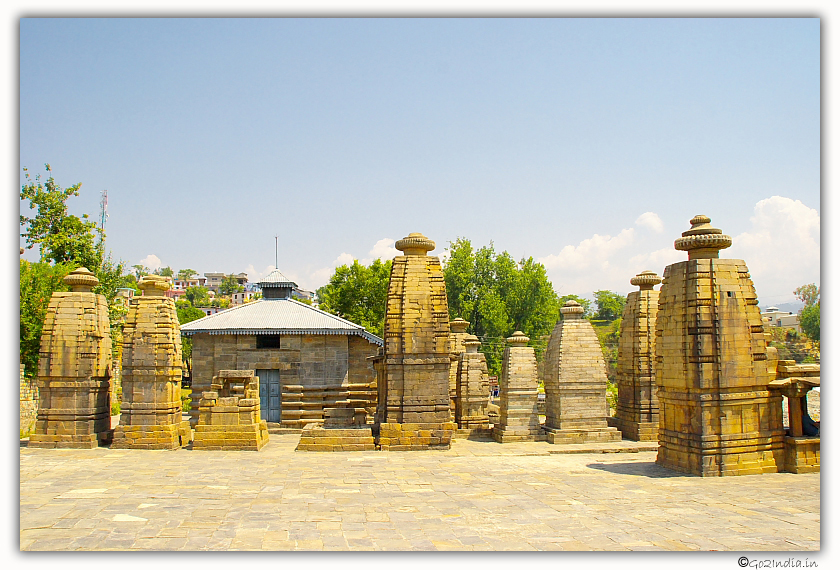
181 269 383 430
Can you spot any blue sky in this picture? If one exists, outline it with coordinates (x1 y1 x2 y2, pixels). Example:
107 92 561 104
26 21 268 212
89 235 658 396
18 17 820 305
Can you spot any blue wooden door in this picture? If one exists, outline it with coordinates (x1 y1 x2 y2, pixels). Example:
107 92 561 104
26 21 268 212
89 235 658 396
256 369 281 423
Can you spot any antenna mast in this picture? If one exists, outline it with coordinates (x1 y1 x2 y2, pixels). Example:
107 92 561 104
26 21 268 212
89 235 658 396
99 189 108 246
275 235 279 270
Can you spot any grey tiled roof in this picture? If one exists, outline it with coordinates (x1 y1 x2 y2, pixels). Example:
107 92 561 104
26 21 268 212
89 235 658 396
179 298 383 345
258 269 297 288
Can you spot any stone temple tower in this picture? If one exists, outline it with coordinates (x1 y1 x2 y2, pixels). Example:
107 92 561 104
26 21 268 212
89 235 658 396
492 331 543 442
112 275 192 449
608 270 662 441
448 318 471 420
29 267 112 448
543 300 621 444
375 232 456 450
655 215 785 476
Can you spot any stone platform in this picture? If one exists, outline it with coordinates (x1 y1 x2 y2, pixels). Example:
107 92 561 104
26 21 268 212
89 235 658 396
607 416 658 442
112 422 193 450
377 422 457 451
20 434 819 551
784 436 820 474
296 424 376 452
544 426 622 445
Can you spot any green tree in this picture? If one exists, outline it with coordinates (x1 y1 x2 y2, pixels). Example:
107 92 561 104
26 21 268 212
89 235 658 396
316 259 392 337
592 290 626 323
177 268 197 281
20 164 102 270
800 305 820 342
443 238 560 375
132 264 150 279
795 283 820 342
19 260 73 379
793 283 820 342
158 266 174 277
19 164 135 376
184 286 211 307
177 304 205 383
794 284 820 308
220 274 245 295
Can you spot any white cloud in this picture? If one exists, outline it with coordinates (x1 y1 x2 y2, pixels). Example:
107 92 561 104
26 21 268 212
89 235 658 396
334 252 355 266
307 252 357 290
307 237 403 290
628 247 684 272
539 228 644 297
730 196 820 305
539 228 636 273
635 211 665 233
242 264 278 282
438 249 451 266
138 254 161 270
368 238 399 260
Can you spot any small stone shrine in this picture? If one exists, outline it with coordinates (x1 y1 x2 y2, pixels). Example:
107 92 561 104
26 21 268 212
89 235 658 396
493 331 543 442
373 232 457 450
608 271 662 441
655 215 785 476
193 370 269 450
448 318 471 420
543 301 621 444
455 335 491 430
769 360 820 473
29 267 113 448
112 275 192 449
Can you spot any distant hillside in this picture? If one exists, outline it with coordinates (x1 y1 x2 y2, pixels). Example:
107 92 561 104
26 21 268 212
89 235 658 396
758 301 804 314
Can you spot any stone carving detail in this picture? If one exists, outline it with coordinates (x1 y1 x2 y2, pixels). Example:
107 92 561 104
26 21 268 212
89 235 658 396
455 335 490 429
374 233 456 450
608 271 662 441
112 275 192 449
193 370 269 451
655 215 784 476
29 267 113 448
493 332 543 442
543 301 621 444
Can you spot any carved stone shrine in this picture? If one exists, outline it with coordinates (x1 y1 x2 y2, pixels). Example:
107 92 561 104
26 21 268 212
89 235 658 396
492 331 543 442
455 334 491 430
112 275 192 449
193 370 269 451
655 215 784 476
374 232 456 450
29 267 113 448
608 271 662 441
543 300 621 444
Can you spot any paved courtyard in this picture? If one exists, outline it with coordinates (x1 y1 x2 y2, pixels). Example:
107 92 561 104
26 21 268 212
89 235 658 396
20 435 820 551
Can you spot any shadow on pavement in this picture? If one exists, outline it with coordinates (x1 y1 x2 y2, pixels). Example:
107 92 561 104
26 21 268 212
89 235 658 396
586 461 693 478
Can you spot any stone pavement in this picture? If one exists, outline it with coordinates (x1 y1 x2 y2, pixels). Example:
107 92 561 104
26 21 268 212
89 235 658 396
20 435 820 551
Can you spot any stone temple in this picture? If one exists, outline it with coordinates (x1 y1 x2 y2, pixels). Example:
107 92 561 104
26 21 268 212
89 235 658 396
608 270 662 441
112 275 191 450
543 300 621 444
492 331 543 442
29 267 113 449
455 334 491 430
373 232 456 450
448 318 471 420
655 215 785 476
181 270 381 430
